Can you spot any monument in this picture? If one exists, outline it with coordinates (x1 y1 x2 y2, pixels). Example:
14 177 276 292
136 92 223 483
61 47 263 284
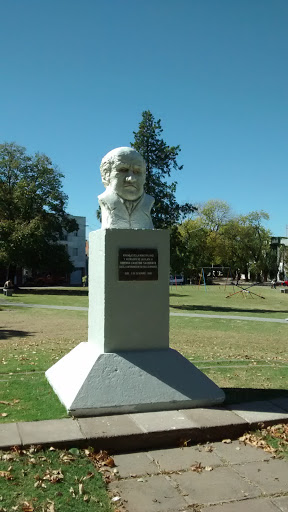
46 147 225 416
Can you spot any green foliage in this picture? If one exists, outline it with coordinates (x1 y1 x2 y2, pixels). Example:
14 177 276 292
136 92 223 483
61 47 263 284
175 200 275 280
219 211 272 280
199 199 232 232
131 110 196 228
0 142 77 277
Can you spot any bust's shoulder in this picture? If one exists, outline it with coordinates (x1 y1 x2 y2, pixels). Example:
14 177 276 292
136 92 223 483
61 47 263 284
141 193 155 209
98 189 121 206
98 187 124 210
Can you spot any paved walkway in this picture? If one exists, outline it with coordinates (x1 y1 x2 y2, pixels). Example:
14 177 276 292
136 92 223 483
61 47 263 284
1 300 288 323
110 440 288 511
1 397 288 511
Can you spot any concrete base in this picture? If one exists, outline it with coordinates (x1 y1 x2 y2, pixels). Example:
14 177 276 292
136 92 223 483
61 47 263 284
45 342 225 417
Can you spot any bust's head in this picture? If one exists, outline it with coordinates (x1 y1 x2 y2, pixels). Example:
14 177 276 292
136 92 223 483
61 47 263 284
100 147 146 201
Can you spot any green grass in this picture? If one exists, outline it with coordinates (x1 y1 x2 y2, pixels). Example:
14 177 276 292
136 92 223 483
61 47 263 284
170 285 288 319
170 315 288 361
0 285 287 423
0 447 113 511
1 292 88 307
1 373 68 422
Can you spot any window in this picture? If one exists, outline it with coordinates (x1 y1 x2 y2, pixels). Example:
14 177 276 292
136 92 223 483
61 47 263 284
72 248 78 257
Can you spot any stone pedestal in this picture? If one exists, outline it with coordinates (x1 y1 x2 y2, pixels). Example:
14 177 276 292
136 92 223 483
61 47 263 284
88 229 169 352
46 229 225 416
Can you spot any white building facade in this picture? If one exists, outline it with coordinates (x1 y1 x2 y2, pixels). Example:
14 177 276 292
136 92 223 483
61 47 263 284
61 215 86 285
271 236 288 281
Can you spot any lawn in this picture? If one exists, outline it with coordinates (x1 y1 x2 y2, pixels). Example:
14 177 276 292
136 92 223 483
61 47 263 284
0 446 114 512
1 289 88 307
0 285 287 423
170 284 288 319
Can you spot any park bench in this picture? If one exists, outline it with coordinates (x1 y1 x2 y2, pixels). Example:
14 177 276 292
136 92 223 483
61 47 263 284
2 288 13 296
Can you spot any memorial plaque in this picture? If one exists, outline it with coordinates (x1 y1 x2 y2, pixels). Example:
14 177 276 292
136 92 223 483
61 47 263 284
119 249 158 281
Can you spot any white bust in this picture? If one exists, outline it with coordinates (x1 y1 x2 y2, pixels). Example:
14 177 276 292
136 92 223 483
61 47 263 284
98 147 154 229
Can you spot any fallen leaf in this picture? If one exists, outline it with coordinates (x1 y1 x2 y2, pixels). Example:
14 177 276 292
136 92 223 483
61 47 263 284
0 399 19 406
0 471 13 480
104 456 115 468
21 503 34 512
69 487 76 498
239 432 276 454
46 501 55 512
0 414 8 418
191 462 204 473
43 469 64 483
222 439 232 444
111 497 121 502
59 453 75 463
179 439 191 447
205 466 213 471
83 472 94 480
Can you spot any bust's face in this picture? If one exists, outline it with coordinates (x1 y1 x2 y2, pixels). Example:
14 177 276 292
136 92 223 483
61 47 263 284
109 151 146 201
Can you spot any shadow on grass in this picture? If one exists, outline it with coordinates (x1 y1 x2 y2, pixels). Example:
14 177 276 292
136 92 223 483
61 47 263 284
17 288 88 296
223 387 288 405
171 304 288 315
170 294 189 298
0 328 34 340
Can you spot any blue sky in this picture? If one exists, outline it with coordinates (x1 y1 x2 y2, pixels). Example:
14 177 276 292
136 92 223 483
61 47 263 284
1 0 287 237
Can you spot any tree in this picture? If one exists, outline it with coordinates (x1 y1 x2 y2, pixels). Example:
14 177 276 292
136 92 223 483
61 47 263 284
131 111 196 228
177 218 212 277
0 142 77 280
199 200 232 232
218 211 272 281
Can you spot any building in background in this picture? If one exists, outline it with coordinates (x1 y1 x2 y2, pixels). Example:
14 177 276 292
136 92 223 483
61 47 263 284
270 235 288 281
60 215 86 285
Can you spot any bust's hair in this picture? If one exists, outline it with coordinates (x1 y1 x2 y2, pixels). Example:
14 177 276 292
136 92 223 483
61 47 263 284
100 147 146 188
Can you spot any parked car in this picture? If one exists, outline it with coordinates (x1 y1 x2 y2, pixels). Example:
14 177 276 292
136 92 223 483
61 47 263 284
169 275 184 285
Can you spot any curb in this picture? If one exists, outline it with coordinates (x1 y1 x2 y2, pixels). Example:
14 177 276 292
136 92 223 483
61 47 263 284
1 398 288 452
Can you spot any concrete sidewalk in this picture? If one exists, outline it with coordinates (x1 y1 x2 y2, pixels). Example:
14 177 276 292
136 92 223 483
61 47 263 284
110 439 288 511
1 300 288 323
1 397 288 511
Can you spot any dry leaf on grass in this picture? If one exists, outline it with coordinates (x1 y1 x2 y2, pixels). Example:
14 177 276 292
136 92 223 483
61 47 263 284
69 487 76 498
43 469 64 483
83 472 94 480
0 399 20 406
85 449 116 468
46 501 55 512
0 471 13 480
21 503 34 512
239 433 276 454
59 453 75 463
